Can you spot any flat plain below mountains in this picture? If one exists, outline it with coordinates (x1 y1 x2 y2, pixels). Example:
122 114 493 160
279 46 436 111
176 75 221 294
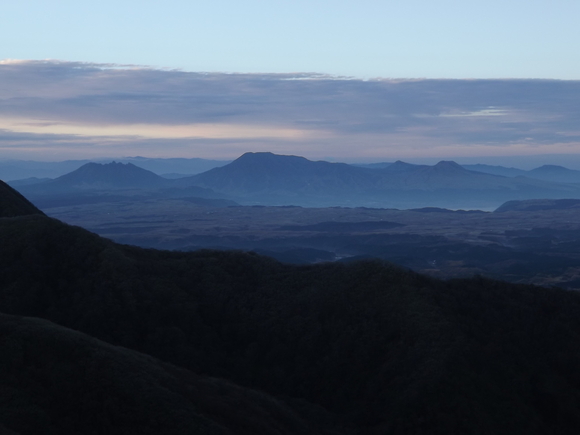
8 152 580 288
45 198 580 290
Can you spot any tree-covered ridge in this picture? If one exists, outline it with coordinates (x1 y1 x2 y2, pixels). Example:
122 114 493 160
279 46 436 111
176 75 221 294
2 213 580 434
0 180 44 217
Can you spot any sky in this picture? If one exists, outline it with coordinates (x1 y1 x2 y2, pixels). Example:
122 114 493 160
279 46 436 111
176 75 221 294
1 0 580 163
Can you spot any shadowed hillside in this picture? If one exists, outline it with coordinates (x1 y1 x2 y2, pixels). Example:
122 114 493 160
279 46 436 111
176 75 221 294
3 182 580 434
0 180 44 217
0 313 316 435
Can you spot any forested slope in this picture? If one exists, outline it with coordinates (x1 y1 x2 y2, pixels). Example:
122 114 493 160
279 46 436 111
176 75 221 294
1 215 580 433
0 313 315 435
2 184 580 434
0 180 44 217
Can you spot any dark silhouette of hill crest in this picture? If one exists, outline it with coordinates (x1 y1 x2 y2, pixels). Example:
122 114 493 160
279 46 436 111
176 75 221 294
0 180 45 217
3 185 580 433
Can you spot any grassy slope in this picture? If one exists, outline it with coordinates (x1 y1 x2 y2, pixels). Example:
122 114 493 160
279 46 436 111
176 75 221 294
0 313 316 435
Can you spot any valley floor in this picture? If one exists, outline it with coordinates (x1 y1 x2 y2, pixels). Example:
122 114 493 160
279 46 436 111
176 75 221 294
45 199 580 290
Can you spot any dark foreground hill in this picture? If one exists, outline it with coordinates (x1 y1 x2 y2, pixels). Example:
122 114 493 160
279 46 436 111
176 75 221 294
0 313 315 435
3 185 580 434
0 180 44 217
0 221 580 434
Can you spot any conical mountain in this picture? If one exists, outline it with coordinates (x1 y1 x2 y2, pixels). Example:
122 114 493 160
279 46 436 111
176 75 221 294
185 152 375 195
527 165 580 183
51 161 170 189
406 160 491 189
14 162 172 199
181 153 580 208
0 180 44 217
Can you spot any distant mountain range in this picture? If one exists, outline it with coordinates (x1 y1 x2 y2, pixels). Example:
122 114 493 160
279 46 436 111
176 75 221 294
12 162 172 199
8 152 580 210
0 157 230 180
463 163 580 183
13 162 236 209
6 154 580 184
363 162 580 183
182 152 375 199
183 152 580 209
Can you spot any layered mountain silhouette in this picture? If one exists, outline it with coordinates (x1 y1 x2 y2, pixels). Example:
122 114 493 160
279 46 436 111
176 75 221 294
13 162 235 208
3 181 580 434
464 163 580 183
17 162 171 193
379 160 425 173
0 157 230 180
527 165 580 183
184 152 580 208
9 153 580 210
462 164 529 178
182 152 374 195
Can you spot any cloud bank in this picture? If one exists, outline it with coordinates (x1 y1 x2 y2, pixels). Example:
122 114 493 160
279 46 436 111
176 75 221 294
1 60 580 161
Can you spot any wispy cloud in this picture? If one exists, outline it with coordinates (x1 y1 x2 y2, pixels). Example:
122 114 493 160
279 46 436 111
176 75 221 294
1 60 579 160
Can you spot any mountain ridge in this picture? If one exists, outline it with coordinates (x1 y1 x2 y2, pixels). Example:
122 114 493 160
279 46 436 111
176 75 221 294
183 152 580 208
0 180 45 217
183 152 375 195
9 152 580 210
12 162 235 209
50 161 171 189
0 157 231 180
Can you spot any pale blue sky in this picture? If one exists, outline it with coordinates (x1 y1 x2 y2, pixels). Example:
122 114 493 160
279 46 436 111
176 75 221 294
3 0 580 79
2 1 580 163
